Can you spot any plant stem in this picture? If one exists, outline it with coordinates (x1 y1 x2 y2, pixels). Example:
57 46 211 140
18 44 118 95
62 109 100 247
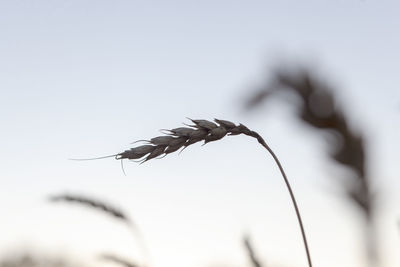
247 130 313 267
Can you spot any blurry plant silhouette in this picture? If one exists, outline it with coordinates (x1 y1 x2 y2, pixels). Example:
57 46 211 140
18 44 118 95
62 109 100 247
48 194 145 267
99 253 138 267
47 195 270 267
245 64 377 266
0 253 86 267
49 194 132 224
243 234 263 267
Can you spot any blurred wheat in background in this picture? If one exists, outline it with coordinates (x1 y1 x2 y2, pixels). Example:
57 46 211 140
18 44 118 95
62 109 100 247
245 65 377 265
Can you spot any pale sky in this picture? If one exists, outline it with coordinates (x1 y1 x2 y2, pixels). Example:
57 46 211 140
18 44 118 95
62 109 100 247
1 1 399 267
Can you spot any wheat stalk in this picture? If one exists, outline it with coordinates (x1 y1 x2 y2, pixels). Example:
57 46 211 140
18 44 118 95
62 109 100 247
114 118 313 267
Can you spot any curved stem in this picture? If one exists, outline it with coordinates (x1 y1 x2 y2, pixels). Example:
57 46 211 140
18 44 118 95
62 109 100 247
249 130 313 267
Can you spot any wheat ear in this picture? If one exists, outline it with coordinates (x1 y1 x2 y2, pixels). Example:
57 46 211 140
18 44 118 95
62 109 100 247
115 118 313 267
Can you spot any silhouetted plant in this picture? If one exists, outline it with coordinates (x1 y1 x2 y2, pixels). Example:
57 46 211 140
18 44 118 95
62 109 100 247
99 253 138 267
0 253 86 267
48 194 148 267
108 118 313 267
243 234 263 267
245 65 377 265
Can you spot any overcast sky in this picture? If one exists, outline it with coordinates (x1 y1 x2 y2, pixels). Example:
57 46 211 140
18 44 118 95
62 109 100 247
1 1 399 267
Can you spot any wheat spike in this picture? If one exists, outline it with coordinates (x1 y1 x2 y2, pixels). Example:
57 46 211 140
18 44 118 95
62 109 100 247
115 119 252 162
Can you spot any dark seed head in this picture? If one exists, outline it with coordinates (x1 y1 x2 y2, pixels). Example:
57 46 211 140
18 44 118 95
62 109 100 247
118 119 249 163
